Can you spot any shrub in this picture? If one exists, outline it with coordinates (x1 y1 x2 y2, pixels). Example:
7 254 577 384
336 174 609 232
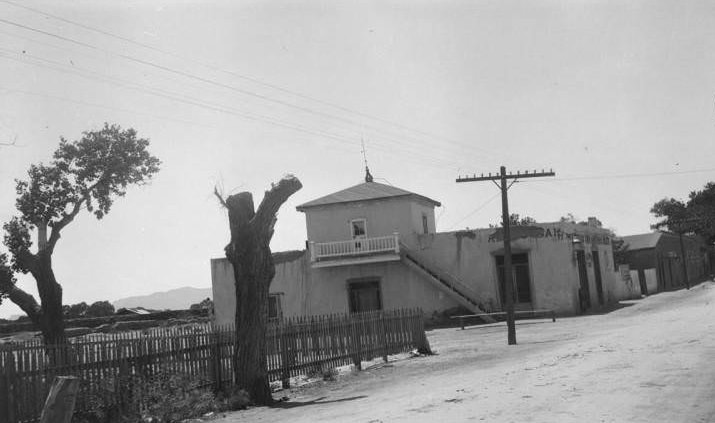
141 372 217 422
321 367 338 381
221 386 251 411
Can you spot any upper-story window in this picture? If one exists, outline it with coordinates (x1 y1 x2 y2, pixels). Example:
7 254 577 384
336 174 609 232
422 214 429 234
351 219 367 239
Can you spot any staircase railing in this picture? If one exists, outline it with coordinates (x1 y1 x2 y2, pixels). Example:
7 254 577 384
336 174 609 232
400 242 490 313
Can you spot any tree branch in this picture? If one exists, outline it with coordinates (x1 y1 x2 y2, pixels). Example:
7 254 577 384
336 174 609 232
214 186 228 208
47 196 86 251
253 175 302 234
0 278 41 323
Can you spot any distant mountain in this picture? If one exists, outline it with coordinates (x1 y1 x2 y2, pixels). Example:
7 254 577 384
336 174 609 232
112 287 212 311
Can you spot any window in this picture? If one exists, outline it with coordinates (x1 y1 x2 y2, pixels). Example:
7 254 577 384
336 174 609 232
268 293 283 320
422 214 429 234
351 219 367 239
348 280 382 313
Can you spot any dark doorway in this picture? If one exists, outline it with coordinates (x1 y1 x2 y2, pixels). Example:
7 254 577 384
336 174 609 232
496 253 532 305
637 268 648 295
348 280 382 313
592 251 604 305
576 250 590 312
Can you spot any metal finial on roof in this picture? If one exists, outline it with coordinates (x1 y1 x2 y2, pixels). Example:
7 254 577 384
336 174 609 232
361 138 374 182
365 166 374 182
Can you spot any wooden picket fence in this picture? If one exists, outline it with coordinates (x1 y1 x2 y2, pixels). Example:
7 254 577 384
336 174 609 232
0 308 428 423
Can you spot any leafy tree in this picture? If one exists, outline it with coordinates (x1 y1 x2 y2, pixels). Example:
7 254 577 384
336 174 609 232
684 182 715 244
63 301 89 318
86 300 115 317
650 183 715 243
215 175 302 405
0 124 160 345
651 198 692 233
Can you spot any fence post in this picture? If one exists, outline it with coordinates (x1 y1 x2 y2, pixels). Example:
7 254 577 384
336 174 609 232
280 323 291 389
209 328 221 393
412 309 432 355
0 349 17 423
117 343 131 416
350 314 362 371
39 376 80 423
380 312 389 362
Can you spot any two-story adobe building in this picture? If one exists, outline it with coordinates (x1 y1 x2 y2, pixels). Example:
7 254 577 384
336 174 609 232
212 174 623 325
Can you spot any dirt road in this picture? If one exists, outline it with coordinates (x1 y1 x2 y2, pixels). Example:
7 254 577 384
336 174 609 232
218 282 715 422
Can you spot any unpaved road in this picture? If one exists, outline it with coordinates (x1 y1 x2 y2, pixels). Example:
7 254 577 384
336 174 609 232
218 282 715 422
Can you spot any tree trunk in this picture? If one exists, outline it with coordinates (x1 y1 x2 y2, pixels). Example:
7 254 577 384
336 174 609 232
34 254 68 362
220 176 302 405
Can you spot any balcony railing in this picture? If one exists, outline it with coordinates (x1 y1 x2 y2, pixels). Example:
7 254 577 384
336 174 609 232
310 233 400 262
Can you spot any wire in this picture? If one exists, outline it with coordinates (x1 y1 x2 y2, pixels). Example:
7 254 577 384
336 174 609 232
0 30 478 169
0 16 498 164
3 87 217 129
0 0 499 159
520 168 715 182
446 192 501 230
0 47 466 169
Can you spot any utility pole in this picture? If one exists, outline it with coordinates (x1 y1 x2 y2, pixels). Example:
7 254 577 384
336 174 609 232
457 166 555 345
669 217 700 290
678 233 690 290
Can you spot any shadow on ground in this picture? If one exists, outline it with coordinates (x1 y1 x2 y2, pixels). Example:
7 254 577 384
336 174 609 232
270 395 367 409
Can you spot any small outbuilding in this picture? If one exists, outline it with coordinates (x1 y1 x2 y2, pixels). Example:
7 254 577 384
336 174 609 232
621 232 710 294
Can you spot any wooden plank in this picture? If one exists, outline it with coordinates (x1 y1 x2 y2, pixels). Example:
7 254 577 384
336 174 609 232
39 376 80 423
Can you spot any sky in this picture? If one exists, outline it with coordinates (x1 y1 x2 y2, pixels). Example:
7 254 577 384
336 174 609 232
1 0 714 318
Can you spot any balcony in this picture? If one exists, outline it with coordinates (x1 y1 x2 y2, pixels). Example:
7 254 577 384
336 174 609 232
309 233 401 268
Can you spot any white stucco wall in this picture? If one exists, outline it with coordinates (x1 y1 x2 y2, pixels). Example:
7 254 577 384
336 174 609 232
409 201 437 234
302 196 436 243
401 222 616 314
211 253 311 326
211 253 463 325
211 222 617 323
609 265 641 301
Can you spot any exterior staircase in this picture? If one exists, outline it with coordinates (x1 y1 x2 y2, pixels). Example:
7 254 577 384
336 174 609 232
401 245 496 323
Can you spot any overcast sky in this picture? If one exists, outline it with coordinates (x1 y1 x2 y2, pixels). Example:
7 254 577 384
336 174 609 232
1 0 714 318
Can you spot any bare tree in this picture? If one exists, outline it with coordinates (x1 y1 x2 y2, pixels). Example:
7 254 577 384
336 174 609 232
215 175 302 405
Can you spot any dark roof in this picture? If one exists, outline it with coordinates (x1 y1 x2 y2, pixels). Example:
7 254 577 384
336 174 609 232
622 232 662 251
296 181 441 211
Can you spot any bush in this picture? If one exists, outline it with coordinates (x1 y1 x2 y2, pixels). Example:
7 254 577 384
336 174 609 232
219 386 251 411
321 367 338 381
141 372 217 422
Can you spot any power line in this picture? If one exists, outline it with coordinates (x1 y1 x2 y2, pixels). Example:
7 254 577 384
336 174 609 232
0 16 498 164
0 0 498 160
446 192 500 230
0 53 465 170
0 30 479 169
0 52 366 149
0 45 468 170
520 168 715 182
2 87 217 129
